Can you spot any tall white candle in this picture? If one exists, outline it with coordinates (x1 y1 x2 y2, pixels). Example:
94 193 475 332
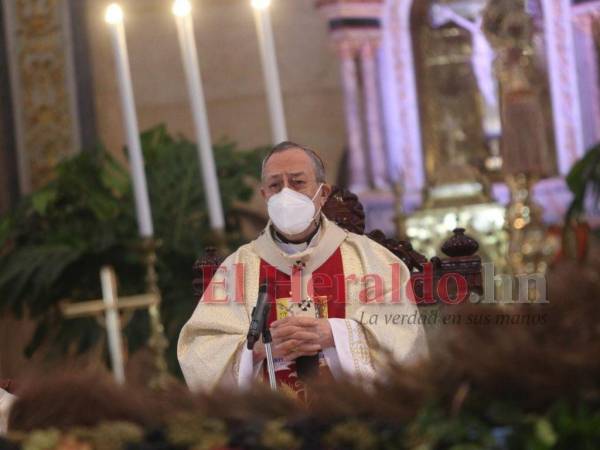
172 0 225 231
105 4 154 238
251 0 288 144
100 266 126 385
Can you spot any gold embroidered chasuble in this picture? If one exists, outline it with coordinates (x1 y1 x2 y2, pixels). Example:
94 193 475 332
178 215 428 392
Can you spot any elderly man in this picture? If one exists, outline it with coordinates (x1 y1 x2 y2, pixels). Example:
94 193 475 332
178 142 427 395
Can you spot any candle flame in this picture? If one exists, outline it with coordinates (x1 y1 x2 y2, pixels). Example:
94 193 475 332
251 0 271 10
105 3 124 24
172 0 192 17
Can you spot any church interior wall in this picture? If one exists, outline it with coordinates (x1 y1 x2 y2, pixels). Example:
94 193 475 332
85 0 347 189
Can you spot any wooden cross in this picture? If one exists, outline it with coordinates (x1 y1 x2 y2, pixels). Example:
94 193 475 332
61 266 160 385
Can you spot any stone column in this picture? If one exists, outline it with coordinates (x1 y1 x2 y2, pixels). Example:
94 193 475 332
360 39 389 190
315 0 386 193
541 0 585 174
572 10 600 149
338 42 369 192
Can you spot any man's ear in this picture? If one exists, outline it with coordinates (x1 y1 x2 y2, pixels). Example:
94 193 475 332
260 186 267 200
319 183 332 205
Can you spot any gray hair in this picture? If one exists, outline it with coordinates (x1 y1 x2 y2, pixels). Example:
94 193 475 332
261 141 326 183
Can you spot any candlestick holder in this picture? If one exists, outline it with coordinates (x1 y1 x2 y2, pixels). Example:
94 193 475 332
505 173 558 281
210 227 229 256
140 238 172 390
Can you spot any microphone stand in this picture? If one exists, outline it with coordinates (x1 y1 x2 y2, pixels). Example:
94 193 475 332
261 320 277 391
247 285 277 391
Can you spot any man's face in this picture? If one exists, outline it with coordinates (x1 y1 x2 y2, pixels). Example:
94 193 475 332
260 148 330 210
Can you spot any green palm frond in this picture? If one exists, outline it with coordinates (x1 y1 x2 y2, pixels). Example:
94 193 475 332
0 125 267 374
565 143 600 223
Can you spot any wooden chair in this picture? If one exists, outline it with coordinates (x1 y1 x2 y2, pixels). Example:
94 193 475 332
193 186 483 303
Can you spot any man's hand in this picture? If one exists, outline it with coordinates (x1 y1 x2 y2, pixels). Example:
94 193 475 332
273 317 334 361
252 317 334 364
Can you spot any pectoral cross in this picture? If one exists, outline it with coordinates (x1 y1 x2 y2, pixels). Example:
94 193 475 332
61 266 161 386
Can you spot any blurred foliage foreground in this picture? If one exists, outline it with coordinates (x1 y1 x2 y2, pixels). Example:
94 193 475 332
4 256 600 449
0 125 267 374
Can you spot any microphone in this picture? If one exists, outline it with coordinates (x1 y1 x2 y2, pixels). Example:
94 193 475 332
247 284 270 350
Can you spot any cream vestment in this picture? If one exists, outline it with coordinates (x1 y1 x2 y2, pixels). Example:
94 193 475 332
178 215 428 392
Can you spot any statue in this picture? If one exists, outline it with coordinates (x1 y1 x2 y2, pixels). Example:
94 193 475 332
431 4 502 140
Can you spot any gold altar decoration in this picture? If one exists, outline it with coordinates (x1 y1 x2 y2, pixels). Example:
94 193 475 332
404 201 508 271
401 1 508 271
481 0 559 278
412 1 490 189
482 0 557 178
141 238 171 390
7 0 79 191
504 174 559 278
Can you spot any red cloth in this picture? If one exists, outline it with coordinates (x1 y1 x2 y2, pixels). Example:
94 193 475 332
258 248 346 396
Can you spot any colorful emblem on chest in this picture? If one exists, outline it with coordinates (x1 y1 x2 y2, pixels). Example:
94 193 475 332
275 295 329 320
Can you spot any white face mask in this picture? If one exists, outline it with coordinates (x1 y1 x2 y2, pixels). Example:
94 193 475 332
267 184 324 236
